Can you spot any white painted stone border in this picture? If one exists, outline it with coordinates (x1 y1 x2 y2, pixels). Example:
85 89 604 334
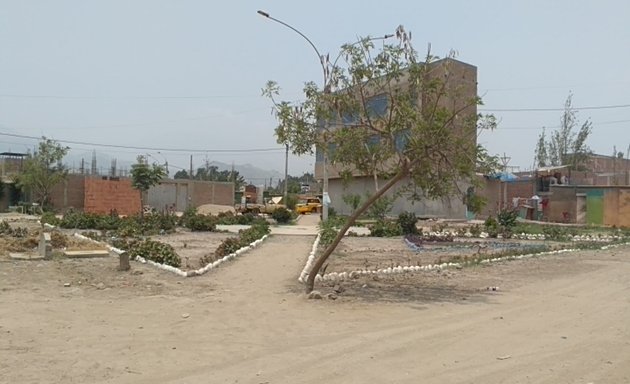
298 234 320 283
300 232 630 283
73 232 270 277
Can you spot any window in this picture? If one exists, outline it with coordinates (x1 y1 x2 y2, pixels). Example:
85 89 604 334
366 94 388 118
394 129 410 152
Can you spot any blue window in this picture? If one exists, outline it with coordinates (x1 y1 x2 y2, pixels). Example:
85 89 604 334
367 135 380 149
341 112 359 125
394 129 410 152
366 94 388 118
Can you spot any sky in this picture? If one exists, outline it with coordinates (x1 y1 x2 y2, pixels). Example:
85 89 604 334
1 0 629 178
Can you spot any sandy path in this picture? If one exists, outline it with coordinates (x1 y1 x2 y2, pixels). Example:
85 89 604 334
1 232 629 383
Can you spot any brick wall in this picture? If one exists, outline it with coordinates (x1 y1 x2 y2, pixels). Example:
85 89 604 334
84 177 141 216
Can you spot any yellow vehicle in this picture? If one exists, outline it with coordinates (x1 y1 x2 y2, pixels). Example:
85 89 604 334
295 197 322 214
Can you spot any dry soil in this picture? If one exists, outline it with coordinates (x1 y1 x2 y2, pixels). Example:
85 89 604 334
1 217 629 383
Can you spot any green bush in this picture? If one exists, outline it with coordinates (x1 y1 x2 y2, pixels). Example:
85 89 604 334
127 239 181 267
215 237 242 257
484 216 499 238
542 225 570 241
397 212 419 235
271 207 292 224
319 218 340 247
498 209 519 229
179 206 198 225
184 214 217 232
469 224 482 237
214 221 270 258
41 211 61 226
367 196 394 220
369 219 402 237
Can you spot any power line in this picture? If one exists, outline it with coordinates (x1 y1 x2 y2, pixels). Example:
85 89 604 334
499 118 630 130
0 131 285 154
0 93 264 100
480 103 630 112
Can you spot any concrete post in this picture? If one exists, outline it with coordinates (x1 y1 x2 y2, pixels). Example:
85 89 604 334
118 252 130 271
39 232 52 259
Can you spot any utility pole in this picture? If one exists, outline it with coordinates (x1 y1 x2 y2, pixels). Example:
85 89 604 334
500 153 511 209
284 143 289 204
189 155 193 180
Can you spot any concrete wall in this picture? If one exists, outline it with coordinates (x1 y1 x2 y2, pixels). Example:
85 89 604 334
329 176 466 219
548 185 630 227
84 177 141 216
49 174 85 212
478 177 536 217
147 179 234 212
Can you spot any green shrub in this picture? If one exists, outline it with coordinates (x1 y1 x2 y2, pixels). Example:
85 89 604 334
185 214 217 232
41 211 61 226
367 196 394 220
214 221 270 258
215 237 242 257
542 225 570 241
498 209 519 229
369 219 402 237
319 218 339 247
239 222 271 245
397 212 419 235
484 216 499 238
271 207 292 224
469 224 482 237
127 239 181 267
237 213 256 225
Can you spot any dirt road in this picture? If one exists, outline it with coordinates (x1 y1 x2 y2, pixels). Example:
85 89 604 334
1 229 629 383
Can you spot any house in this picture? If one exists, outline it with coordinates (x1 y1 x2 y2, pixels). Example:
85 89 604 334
313 58 478 218
0 152 27 211
479 153 630 225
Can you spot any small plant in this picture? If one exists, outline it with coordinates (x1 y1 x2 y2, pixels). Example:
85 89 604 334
484 216 499 238
497 209 519 229
469 224 482 237
342 193 362 211
397 212 419 235
271 207 292 224
542 225 570 241
319 218 341 246
41 211 61 226
369 219 402 237
367 195 394 220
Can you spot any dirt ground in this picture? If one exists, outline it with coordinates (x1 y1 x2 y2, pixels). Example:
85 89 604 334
1 218 629 383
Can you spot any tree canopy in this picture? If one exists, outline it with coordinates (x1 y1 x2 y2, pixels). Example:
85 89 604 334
130 155 167 216
173 162 246 189
535 93 592 170
264 26 496 292
15 138 69 208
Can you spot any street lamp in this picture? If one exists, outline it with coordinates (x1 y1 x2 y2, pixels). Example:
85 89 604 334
258 10 393 220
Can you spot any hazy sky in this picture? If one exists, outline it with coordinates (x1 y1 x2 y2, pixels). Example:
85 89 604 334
1 1 629 177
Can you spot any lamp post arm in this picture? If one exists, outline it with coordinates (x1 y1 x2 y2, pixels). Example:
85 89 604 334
257 10 326 82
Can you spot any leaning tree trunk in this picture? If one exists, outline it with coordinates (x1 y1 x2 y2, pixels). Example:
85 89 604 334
305 167 408 293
